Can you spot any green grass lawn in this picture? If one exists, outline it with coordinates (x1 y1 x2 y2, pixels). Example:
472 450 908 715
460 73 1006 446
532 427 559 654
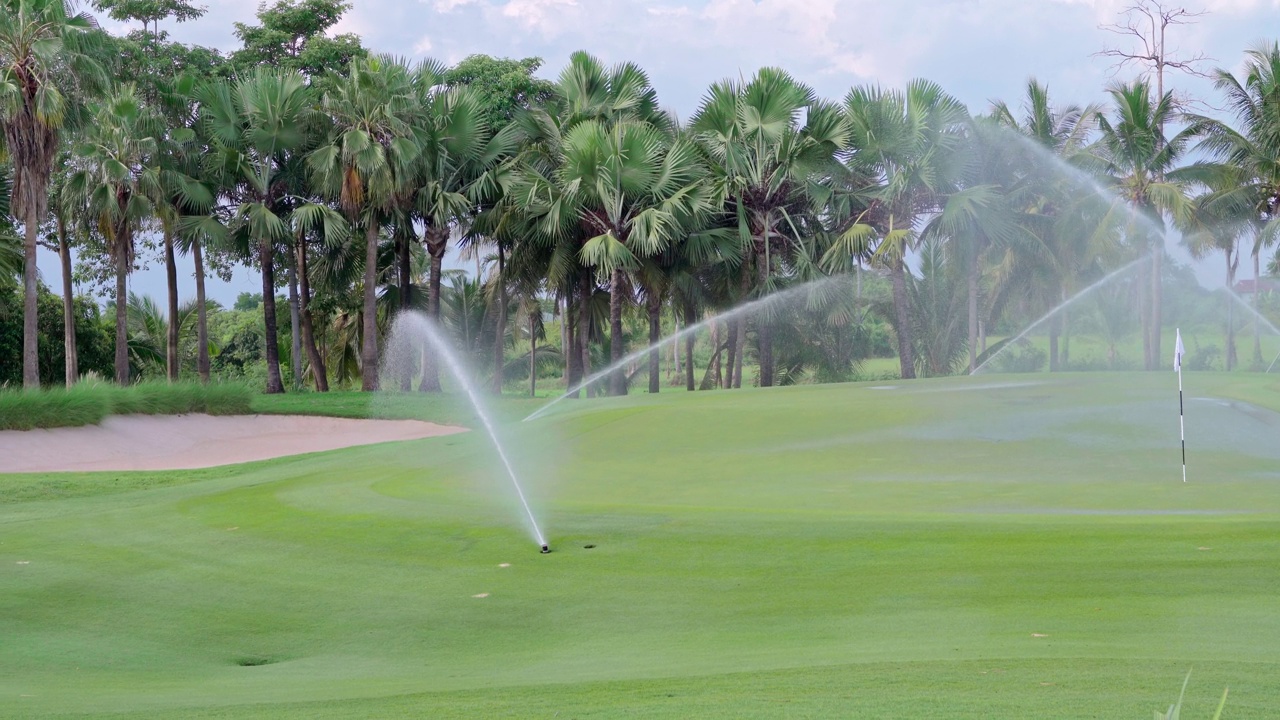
4 372 1280 718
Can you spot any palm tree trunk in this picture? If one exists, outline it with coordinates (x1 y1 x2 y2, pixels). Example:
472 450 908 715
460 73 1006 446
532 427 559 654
114 246 129 386
564 294 580 398
399 226 412 313
732 315 746 388
420 224 446 392
724 318 736 389
164 226 180 383
360 222 380 392
732 259 749 388
22 210 40 388
890 255 916 380
647 290 661 394
684 302 696 392
193 236 210 384
1049 279 1061 372
670 318 678 381
967 250 979 373
1063 314 1071 367
579 271 592 397
757 256 774 388
1253 250 1263 365
1138 257 1152 371
710 319 721 390
1225 250 1237 371
57 215 77 387
296 239 327 391
609 268 626 396
530 311 537 397
1151 248 1163 369
397 228 412 391
287 249 302 388
493 245 507 395
260 236 285 394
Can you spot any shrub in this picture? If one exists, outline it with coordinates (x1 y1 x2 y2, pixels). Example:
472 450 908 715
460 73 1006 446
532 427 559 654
993 340 1047 373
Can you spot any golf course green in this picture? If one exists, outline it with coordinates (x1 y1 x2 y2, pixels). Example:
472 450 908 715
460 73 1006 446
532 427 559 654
3 373 1279 718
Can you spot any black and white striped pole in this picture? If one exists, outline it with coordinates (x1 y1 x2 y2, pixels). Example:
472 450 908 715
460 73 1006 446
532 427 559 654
1175 328 1186 483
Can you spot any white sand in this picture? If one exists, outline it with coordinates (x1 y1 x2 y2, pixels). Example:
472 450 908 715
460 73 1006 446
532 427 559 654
0 414 467 473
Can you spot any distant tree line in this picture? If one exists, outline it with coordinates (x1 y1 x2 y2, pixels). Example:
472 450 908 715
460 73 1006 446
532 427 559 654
2 0 1278 392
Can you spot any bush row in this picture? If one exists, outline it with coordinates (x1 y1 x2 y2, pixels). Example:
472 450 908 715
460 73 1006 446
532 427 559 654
0 381 253 431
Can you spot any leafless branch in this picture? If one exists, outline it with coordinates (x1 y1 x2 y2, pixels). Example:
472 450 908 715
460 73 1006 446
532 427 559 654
1093 1 1213 83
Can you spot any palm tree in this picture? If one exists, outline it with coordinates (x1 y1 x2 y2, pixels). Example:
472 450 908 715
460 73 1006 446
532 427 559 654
510 52 669 396
691 68 847 387
66 86 165 385
1179 164 1253 370
835 79 971 380
1091 79 1195 370
45 168 79 386
0 223 18 278
555 119 707 396
123 291 166 373
197 68 316 393
415 80 517 391
990 80 1097 371
919 117 1025 373
150 73 214 383
1187 42 1280 366
905 237 967 377
0 0 105 387
309 54 420 392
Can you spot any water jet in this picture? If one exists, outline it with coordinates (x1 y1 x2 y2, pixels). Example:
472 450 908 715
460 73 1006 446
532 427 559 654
524 278 840 422
382 313 549 551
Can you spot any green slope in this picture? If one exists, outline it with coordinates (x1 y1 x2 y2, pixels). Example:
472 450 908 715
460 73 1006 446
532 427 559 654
3 373 1278 718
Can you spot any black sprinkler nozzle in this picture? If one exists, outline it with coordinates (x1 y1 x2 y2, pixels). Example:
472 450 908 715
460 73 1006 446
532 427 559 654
540 544 550 554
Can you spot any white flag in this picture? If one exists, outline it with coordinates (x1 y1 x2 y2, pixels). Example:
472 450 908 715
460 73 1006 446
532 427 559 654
1174 328 1185 372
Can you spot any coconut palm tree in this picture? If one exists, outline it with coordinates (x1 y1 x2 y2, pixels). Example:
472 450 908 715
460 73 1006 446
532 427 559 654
196 68 316 393
691 68 847 387
1179 164 1253 370
1090 79 1196 370
1186 42 1280 366
66 86 167 385
309 54 420 391
990 80 1098 371
834 79 971 380
0 0 105 387
917 117 1027 373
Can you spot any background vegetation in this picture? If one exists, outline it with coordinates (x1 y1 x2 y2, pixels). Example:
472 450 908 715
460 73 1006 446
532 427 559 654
0 1 1275 398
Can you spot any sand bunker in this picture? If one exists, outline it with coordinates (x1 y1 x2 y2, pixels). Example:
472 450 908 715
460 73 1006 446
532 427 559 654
0 414 467 473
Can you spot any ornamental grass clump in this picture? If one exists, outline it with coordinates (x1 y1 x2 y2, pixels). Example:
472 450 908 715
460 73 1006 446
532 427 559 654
0 380 252 431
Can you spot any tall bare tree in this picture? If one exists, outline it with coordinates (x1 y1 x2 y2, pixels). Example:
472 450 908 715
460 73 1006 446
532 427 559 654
1096 1 1209 369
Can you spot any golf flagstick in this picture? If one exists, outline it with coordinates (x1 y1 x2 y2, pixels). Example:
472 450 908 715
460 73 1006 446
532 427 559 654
1174 328 1186 483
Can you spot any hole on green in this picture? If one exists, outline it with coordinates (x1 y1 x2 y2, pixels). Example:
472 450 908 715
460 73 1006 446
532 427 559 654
235 656 275 667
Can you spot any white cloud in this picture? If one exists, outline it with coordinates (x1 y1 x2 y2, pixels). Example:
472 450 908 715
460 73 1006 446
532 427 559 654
647 4 691 17
498 0 580 32
433 0 480 11
413 35 434 54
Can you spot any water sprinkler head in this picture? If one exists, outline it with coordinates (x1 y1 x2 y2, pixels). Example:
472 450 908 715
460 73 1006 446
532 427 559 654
540 544 550 554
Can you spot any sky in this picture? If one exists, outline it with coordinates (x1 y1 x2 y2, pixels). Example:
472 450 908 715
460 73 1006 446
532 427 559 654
42 0 1280 306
